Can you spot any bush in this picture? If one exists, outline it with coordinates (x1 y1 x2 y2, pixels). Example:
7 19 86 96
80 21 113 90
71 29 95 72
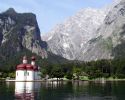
8 72 15 78
116 74 125 79
65 72 73 79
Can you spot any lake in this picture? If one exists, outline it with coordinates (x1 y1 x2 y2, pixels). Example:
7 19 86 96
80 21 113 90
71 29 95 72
0 81 125 100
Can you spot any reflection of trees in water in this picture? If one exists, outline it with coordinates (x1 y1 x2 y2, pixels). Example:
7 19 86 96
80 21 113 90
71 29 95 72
40 81 74 100
40 81 117 100
40 81 90 100
111 81 125 100
0 82 15 100
87 81 112 96
69 81 116 100
5 81 125 100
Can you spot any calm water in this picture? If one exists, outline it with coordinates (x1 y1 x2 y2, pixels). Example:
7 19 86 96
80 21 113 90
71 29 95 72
0 81 125 100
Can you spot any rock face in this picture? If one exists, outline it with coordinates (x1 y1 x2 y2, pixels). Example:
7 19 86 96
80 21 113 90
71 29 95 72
42 8 106 60
42 0 125 61
0 8 47 59
78 0 125 61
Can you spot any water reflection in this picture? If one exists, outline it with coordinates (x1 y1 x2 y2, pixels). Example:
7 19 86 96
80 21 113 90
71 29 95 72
15 82 41 100
40 81 117 100
41 81 67 89
3 81 125 100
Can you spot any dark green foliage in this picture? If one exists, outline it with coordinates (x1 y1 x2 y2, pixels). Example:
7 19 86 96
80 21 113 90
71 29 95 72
50 65 64 78
1 54 125 79
40 58 125 80
65 72 73 79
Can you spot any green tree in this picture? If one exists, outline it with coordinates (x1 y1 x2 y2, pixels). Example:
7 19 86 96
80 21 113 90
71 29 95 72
51 64 64 79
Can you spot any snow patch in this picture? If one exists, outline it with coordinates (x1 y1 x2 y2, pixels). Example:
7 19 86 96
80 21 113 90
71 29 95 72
47 36 53 41
62 32 69 36
80 43 84 48
63 43 69 48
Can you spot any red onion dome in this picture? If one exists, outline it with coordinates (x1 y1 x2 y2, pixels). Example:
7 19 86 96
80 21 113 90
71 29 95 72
16 64 26 70
33 66 38 71
31 56 36 61
26 64 34 70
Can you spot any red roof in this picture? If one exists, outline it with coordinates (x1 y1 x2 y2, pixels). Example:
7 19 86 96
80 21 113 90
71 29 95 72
16 64 26 70
16 64 39 71
26 64 34 70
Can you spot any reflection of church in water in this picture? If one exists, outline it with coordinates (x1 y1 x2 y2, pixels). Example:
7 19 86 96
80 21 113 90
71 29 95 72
15 56 41 99
15 82 41 100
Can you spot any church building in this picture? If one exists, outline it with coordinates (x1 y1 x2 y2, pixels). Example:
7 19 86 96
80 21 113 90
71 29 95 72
15 56 41 81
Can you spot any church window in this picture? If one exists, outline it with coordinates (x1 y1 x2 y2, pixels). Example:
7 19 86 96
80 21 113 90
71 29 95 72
24 72 26 76
27 72 29 76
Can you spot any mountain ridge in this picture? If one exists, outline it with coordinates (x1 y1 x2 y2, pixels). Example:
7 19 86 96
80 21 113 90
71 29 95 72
78 0 125 61
42 8 106 60
42 0 125 61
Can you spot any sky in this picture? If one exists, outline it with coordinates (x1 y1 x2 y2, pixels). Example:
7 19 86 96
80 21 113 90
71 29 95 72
0 0 113 34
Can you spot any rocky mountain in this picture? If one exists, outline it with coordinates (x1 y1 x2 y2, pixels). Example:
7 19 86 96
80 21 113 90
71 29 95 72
0 8 67 70
0 8 47 58
42 8 106 60
42 0 125 61
78 0 125 61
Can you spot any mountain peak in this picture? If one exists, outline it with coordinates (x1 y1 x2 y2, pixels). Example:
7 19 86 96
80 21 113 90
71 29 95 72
0 8 48 59
42 8 106 60
4 8 17 14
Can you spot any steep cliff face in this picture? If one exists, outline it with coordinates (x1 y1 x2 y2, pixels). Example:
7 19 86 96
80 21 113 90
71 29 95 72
0 8 47 59
42 8 106 60
78 0 125 61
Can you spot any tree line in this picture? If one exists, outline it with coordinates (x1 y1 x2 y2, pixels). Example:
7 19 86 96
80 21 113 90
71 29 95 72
41 59 125 80
1 58 125 80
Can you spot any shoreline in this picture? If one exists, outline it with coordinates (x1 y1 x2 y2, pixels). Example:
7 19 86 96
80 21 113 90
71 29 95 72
4 78 125 82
